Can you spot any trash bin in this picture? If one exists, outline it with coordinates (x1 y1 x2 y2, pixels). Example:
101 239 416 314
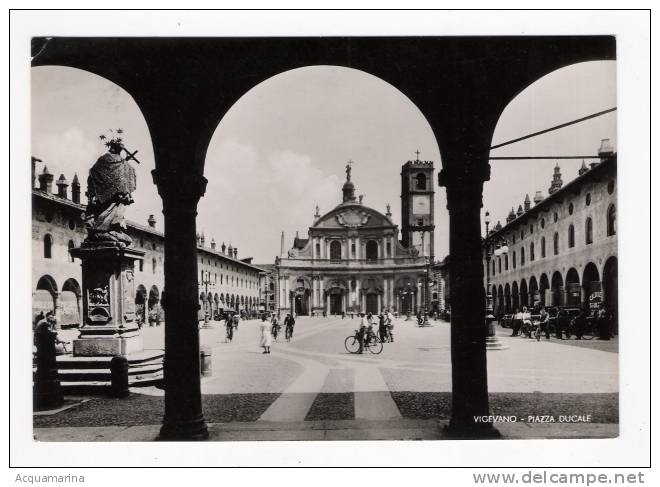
200 346 212 377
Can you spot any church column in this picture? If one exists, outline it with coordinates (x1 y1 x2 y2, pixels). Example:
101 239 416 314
383 279 388 309
311 278 316 307
355 236 361 259
377 293 382 314
312 237 317 260
326 293 330 314
382 236 387 258
152 167 208 440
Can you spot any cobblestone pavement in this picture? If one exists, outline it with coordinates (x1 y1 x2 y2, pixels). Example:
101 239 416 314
39 316 618 438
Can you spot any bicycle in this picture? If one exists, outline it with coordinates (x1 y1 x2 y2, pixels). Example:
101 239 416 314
344 329 383 355
285 324 293 342
225 323 233 343
271 324 280 342
567 319 595 340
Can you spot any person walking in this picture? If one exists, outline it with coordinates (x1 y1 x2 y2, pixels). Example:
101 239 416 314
510 308 521 337
378 312 387 342
225 312 234 343
597 305 611 340
572 309 587 340
386 309 395 342
556 308 569 340
357 313 368 354
259 314 272 354
538 307 550 340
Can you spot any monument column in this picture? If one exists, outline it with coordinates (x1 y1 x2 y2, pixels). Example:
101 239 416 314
152 167 209 440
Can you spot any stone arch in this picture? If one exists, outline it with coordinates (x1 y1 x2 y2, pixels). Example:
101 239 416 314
511 281 520 312
602 256 618 334
497 284 505 315
565 267 581 306
550 271 564 306
528 276 539 308
520 278 529 309
539 273 550 306
582 262 601 309
33 275 58 324
33 37 616 438
504 283 512 313
60 278 82 327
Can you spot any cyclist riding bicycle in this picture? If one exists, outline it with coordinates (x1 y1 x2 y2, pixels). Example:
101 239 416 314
271 313 281 341
284 313 295 340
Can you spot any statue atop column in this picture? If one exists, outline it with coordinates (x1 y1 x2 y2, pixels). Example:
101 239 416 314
83 130 137 247
345 160 353 181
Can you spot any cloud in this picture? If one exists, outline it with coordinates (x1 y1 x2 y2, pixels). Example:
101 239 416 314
198 138 341 262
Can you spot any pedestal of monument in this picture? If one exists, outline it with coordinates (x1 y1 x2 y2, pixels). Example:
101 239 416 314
70 245 145 357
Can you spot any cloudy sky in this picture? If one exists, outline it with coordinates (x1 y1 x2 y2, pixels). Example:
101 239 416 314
31 60 615 263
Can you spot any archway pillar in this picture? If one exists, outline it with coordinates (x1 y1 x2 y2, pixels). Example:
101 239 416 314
439 148 497 438
152 166 209 441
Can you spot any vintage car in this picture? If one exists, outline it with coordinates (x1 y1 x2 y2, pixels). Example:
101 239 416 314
499 314 514 328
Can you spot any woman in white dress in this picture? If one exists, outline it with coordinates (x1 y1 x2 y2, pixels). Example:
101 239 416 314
259 314 272 354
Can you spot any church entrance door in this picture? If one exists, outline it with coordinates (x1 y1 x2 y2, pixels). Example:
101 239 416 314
294 293 308 316
366 294 378 314
329 294 342 315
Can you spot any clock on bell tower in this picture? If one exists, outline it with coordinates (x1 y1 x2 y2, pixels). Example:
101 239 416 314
401 153 435 260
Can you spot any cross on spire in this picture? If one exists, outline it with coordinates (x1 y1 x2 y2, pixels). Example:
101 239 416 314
414 149 421 161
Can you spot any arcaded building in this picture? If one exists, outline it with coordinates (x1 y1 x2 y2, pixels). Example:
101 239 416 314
275 159 435 316
484 140 618 319
32 164 265 327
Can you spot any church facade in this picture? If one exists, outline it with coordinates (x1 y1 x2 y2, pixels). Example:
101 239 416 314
275 159 435 316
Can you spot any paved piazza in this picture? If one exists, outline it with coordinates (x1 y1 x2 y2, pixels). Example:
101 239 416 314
127 316 618 421
39 317 618 441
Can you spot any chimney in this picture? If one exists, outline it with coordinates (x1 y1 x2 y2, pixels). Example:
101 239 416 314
200 233 205 247
598 138 614 162
71 174 81 203
533 191 544 205
148 214 156 228
38 166 54 193
56 174 69 198
211 238 216 250
233 248 238 260
516 205 524 217
221 242 226 254
523 194 531 212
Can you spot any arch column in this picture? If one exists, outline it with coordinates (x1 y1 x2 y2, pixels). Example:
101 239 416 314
152 166 209 441
439 147 496 438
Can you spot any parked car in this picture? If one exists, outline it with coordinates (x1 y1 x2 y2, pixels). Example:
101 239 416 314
499 314 514 328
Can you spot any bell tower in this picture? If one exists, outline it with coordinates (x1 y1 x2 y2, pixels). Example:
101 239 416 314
401 152 435 260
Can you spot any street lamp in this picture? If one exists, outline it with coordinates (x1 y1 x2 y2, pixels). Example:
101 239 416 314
199 271 214 329
483 211 507 350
